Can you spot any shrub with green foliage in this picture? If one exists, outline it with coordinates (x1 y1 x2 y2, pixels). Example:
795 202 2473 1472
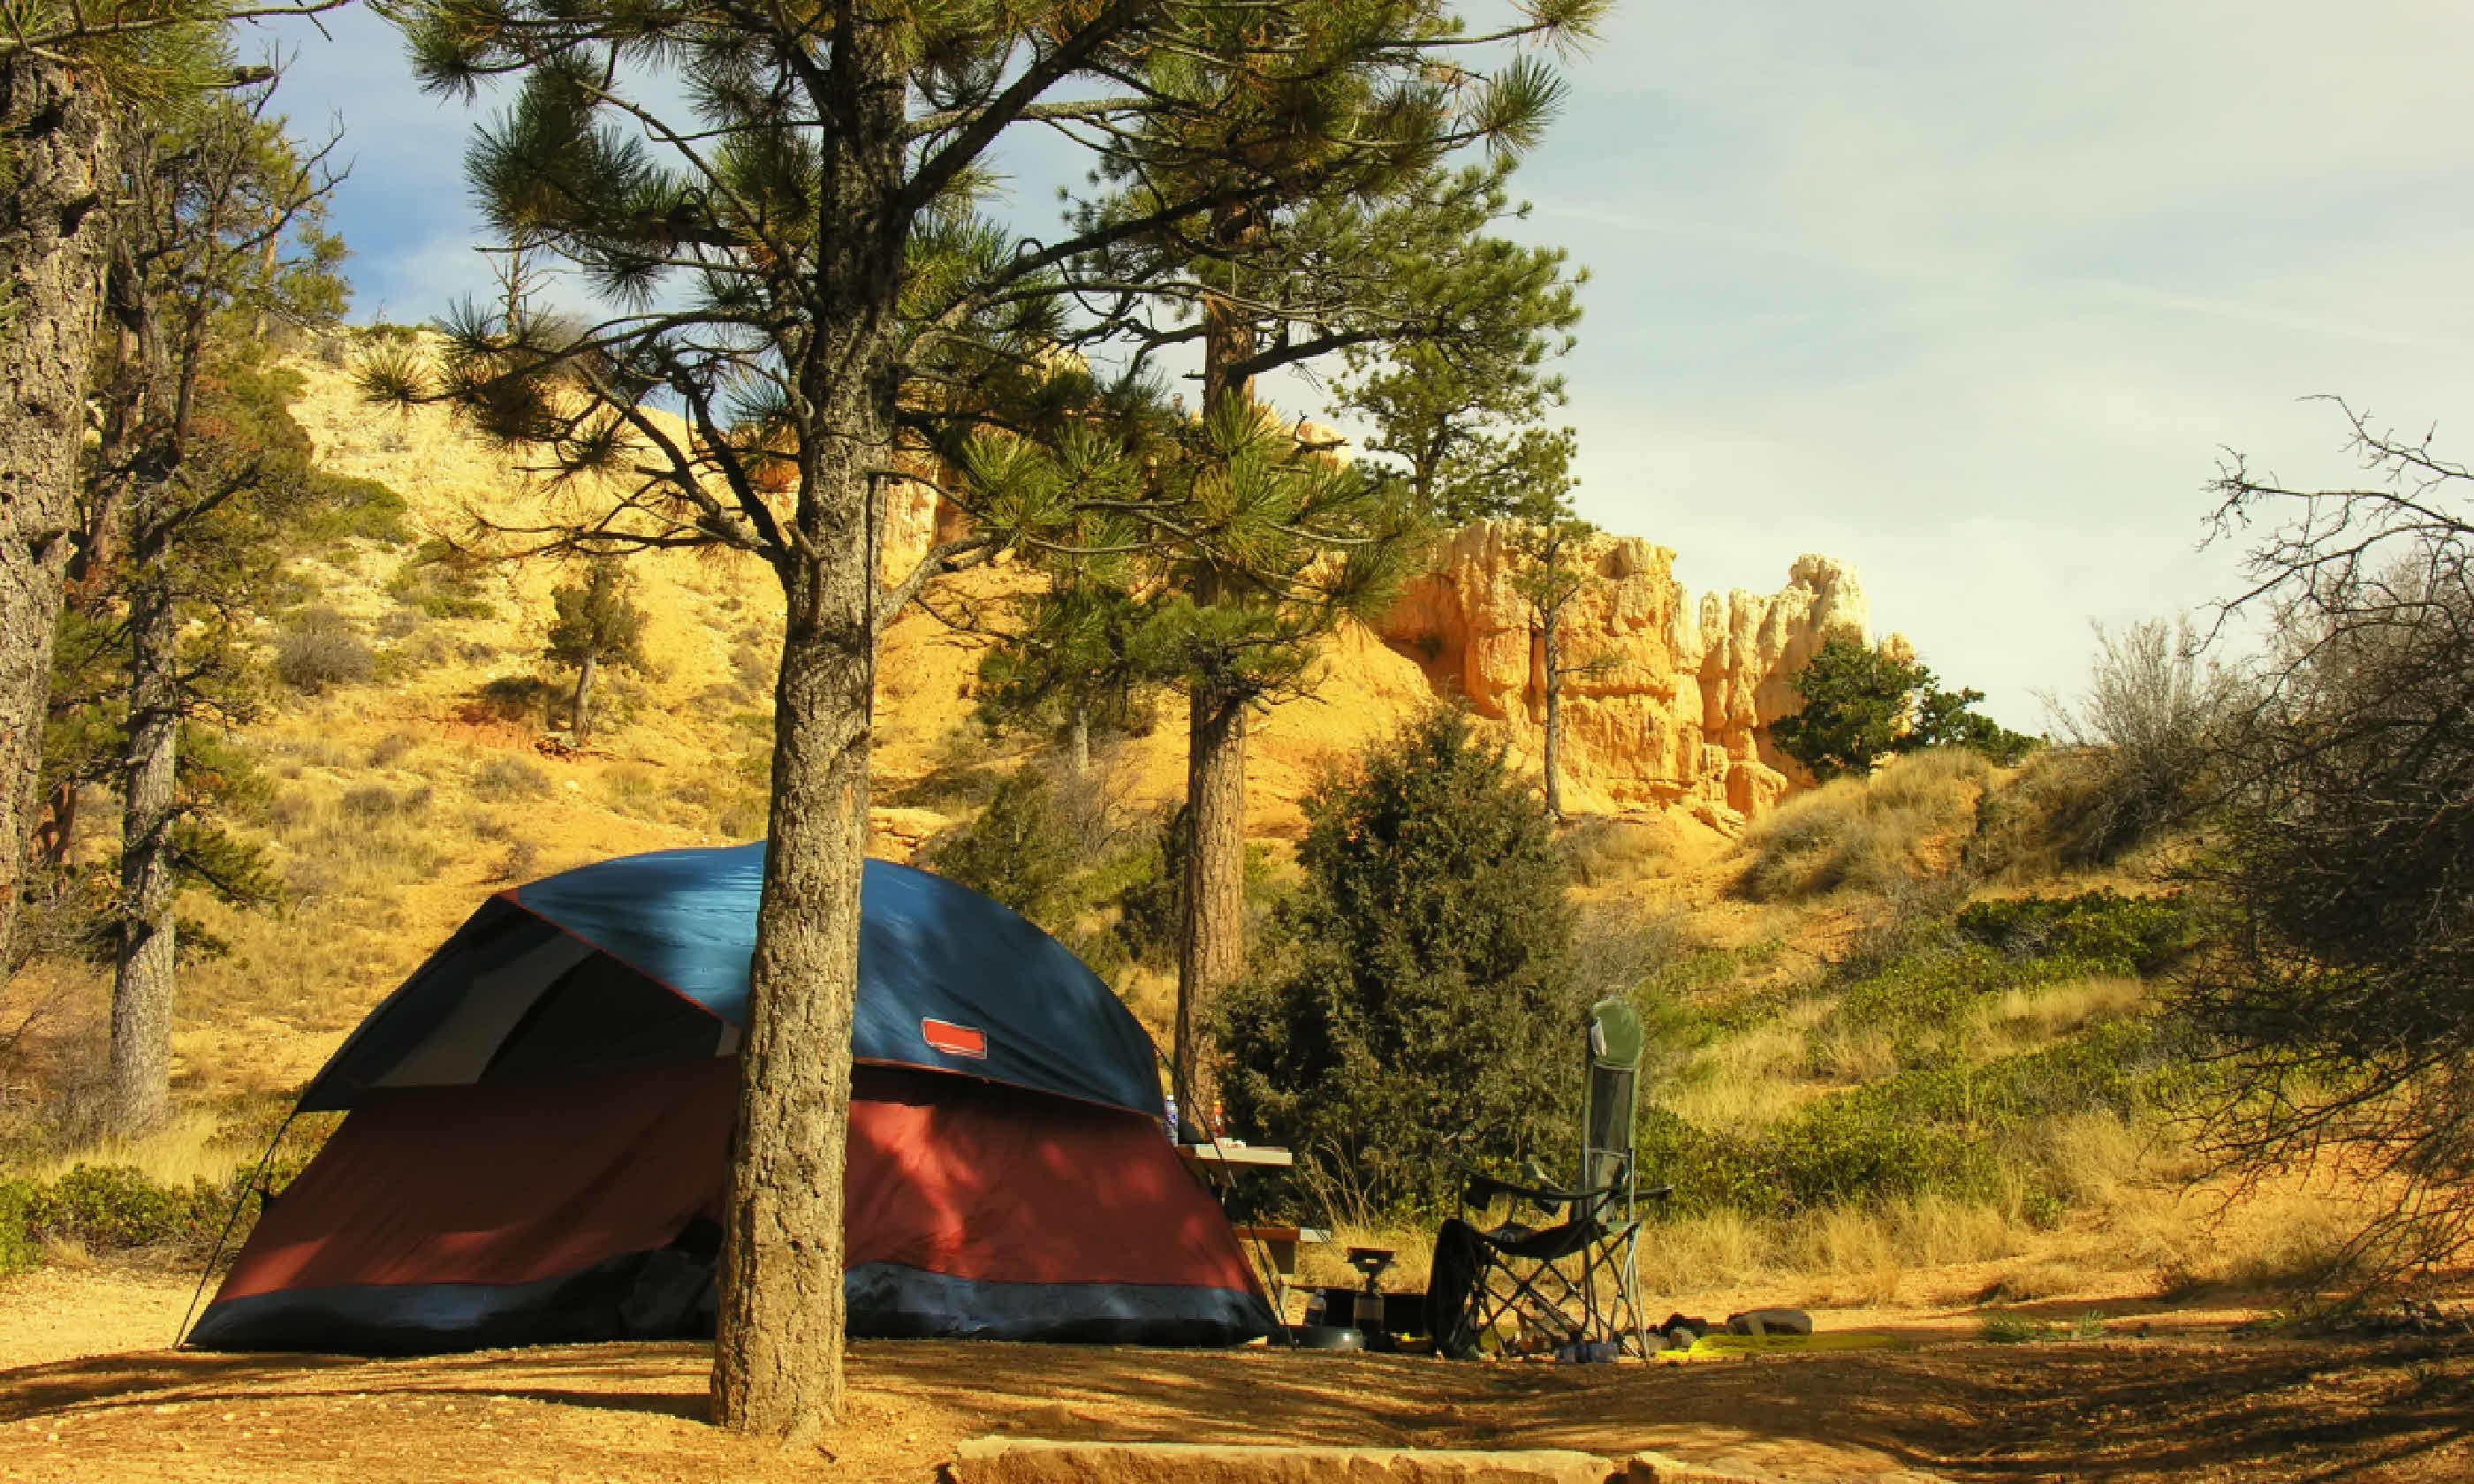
921 767 1080 931
1639 1019 2165 1218
1954 890 2191 976
1772 630 2038 781
0 1164 232 1272
386 539 496 619
1217 708 1586 1213
1632 885 2193 1223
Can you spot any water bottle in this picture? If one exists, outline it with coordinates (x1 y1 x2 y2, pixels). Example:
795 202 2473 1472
1162 1094 1179 1142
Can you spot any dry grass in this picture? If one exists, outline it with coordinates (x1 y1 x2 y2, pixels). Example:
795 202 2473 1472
1740 749 1990 902
1292 1223 1435 1298
600 762 672 822
1565 817 1678 888
1977 976 2149 1058
1664 1014 1829 1133
1635 1192 2033 1302
1805 1021 1899 1084
26 1111 245 1189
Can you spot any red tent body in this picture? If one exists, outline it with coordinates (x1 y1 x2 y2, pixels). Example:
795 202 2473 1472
189 852 1271 1352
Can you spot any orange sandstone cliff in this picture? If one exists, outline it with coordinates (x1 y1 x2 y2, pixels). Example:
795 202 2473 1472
1373 523 1871 829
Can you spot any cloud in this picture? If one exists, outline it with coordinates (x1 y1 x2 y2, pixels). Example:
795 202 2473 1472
263 1 2474 726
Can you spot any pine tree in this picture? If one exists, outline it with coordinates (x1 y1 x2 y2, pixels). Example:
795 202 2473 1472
1326 172 1583 527
973 581 1166 776
360 0 1605 1436
0 0 335 973
1773 631 2037 782
1057 79 1597 1131
1218 707 1582 1210
1511 508 1597 820
544 559 648 744
80 68 352 1136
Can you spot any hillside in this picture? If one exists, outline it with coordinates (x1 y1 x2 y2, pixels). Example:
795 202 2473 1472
0 344 2445 1484
4 344 1898 1116
0 341 2378 1326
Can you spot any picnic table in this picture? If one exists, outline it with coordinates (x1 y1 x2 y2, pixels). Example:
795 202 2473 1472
1175 1143 1325 1315
1174 1140 1295 1170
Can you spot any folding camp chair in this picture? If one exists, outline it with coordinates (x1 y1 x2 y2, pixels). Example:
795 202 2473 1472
1423 997 1665 1359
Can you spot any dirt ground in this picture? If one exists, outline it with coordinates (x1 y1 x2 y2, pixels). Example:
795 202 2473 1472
0 1269 2470 1483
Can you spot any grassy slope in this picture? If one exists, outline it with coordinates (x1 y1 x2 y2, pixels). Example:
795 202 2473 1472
5 351 2370 1317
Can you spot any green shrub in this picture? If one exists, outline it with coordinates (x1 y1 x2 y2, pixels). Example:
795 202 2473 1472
1954 890 2191 976
4 1165 227 1254
1113 806 1186 967
1772 631 2038 782
1761 1094 2000 1210
1218 709 1584 1215
1638 1020 2167 1219
0 1183 35 1274
302 473 411 548
386 540 496 620
1108 806 1279 970
919 767 1080 931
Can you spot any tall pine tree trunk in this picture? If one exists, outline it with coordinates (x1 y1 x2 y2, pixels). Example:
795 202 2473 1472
709 11 904 1444
1169 206 1262 1132
109 518 178 1135
571 652 596 743
1066 702 1089 777
1175 683 1246 1132
1542 601 1563 822
0 58 112 967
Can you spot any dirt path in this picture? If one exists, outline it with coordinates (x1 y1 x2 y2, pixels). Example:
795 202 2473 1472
0 1321 2468 1483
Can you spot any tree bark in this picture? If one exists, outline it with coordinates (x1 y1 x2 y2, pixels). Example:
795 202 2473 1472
107 518 178 1136
1542 601 1563 822
571 652 596 743
709 5 907 1444
0 57 113 969
1170 201 1267 1134
1174 681 1247 1134
1200 204 1258 413
1066 702 1089 777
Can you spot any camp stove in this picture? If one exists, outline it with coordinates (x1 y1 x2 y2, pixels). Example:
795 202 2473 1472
1347 1247 1396 1350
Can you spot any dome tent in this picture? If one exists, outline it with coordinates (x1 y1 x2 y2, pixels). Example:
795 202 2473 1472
187 846 1271 1354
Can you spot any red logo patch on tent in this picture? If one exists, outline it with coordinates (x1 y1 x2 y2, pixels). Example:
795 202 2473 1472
922 1018 987 1059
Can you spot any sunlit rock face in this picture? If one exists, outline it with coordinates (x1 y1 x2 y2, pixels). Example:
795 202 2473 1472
1374 524 1880 827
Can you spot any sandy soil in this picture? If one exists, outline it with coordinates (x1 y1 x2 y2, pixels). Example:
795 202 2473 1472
1 1268 2469 1483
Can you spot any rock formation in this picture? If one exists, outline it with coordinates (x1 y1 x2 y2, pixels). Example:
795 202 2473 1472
1374 523 1878 828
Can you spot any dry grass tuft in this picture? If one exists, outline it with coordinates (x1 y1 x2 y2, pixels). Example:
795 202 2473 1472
1665 1017 1825 1133
1635 1192 2032 1302
1741 749 1990 902
27 1112 243 1189
1983 976 2148 1051
1566 817 1678 888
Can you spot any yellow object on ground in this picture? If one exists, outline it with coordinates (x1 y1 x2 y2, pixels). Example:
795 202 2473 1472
1651 1331 1902 1365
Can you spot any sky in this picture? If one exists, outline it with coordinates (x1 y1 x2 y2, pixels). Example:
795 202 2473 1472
255 2 2474 727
